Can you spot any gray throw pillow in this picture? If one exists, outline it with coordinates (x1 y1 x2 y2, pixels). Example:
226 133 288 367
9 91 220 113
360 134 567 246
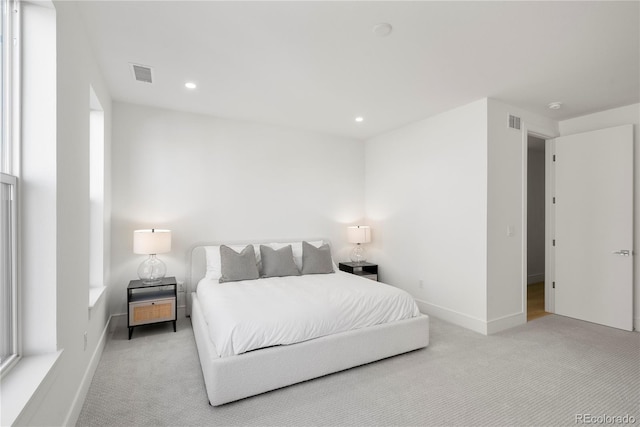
219 245 260 283
260 245 300 278
301 241 335 275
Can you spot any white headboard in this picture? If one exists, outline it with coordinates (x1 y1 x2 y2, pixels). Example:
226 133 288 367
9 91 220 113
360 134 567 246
186 238 330 317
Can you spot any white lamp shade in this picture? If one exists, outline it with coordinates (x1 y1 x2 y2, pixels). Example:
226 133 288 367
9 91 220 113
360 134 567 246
133 229 171 255
347 226 371 244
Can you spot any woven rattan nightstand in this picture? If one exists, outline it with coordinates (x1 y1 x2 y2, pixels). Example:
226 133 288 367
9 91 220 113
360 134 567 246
127 276 177 339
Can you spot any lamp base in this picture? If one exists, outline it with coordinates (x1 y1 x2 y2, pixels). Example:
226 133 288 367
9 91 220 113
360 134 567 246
350 244 367 264
138 254 166 284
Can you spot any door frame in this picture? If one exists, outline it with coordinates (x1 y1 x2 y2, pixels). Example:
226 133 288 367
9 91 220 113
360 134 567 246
521 125 558 319
544 136 555 314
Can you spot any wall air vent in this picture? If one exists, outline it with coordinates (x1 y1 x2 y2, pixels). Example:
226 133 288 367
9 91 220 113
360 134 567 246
130 63 154 83
508 114 521 130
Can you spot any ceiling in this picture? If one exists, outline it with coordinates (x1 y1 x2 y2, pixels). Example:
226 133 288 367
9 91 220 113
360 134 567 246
76 1 639 140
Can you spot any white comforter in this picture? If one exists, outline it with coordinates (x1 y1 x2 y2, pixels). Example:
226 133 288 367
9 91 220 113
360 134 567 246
196 272 421 357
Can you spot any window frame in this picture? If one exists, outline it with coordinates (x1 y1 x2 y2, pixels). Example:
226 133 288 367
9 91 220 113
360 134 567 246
1 0 17 175
0 0 20 377
1 172 18 374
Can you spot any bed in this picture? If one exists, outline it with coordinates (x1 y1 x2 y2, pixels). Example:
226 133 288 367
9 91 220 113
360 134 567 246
187 240 429 406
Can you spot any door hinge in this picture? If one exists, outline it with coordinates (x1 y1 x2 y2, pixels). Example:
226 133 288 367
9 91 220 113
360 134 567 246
553 197 556 204
553 154 556 162
553 239 556 246
552 281 555 289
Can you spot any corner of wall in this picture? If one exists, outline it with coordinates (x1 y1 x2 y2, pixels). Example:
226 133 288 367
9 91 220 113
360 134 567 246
485 99 558 325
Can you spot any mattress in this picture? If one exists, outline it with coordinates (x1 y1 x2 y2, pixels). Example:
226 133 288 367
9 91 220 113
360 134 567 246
196 271 421 357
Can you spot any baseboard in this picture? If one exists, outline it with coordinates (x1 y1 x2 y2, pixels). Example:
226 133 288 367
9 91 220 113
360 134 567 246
63 314 112 426
634 317 640 332
486 312 526 334
527 273 544 285
414 298 488 335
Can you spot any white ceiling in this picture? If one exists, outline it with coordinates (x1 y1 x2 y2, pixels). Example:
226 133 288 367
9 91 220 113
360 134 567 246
76 1 639 140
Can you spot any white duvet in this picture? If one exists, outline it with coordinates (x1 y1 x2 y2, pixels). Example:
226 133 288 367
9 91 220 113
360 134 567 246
196 271 421 357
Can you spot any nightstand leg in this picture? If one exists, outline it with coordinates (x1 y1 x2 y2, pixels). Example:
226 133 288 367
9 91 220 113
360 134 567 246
128 327 133 340
173 320 176 332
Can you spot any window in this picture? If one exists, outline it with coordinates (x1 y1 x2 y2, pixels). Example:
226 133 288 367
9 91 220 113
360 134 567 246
0 0 19 375
89 86 106 306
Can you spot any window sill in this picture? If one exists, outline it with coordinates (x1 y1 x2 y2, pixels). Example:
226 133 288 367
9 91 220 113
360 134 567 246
0 350 63 426
89 286 107 310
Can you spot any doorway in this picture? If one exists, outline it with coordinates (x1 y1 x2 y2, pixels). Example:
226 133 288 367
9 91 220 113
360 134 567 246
526 135 549 321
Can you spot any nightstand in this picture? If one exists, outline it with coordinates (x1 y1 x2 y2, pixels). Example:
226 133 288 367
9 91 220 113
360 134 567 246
338 262 378 281
127 276 177 339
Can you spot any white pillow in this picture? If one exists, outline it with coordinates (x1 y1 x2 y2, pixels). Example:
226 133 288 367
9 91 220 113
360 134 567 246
205 244 261 281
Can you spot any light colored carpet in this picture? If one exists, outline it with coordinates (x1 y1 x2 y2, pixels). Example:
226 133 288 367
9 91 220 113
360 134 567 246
77 313 639 426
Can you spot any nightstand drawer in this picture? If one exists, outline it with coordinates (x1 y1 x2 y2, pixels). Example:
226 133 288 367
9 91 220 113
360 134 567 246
129 298 175 326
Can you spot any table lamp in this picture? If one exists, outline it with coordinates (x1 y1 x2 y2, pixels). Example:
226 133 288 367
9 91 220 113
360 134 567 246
347 225 371 264
133 229 171 284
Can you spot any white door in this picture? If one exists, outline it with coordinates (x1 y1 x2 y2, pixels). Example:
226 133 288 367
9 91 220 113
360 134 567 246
554 124 633 331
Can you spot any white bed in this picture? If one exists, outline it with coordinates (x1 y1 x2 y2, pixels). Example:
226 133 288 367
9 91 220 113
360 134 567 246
187 241 429 406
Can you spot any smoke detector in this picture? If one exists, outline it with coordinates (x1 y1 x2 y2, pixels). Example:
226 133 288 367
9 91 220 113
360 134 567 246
372 23 393 37
548 102 563 110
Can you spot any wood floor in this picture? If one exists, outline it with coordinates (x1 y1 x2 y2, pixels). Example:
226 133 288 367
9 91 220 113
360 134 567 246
527 282 550 321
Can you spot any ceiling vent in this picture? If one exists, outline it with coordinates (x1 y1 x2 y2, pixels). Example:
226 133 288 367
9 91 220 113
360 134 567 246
508 114 521 130
130 63 153 83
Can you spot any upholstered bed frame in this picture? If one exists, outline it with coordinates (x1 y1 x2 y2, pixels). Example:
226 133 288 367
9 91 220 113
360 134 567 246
187 243 430 406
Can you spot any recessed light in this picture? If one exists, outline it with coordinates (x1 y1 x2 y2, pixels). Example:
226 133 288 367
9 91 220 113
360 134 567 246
185 82 197 89
355 117 364 123
548 101 562 110
372 23 393 37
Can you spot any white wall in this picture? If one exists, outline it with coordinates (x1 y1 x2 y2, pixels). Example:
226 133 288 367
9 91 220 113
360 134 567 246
558 103 639 331
364 99 489 332
9 1 113 425
364 98 561 334
110 102 365 315
485 99 558 332
54 0 114 420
